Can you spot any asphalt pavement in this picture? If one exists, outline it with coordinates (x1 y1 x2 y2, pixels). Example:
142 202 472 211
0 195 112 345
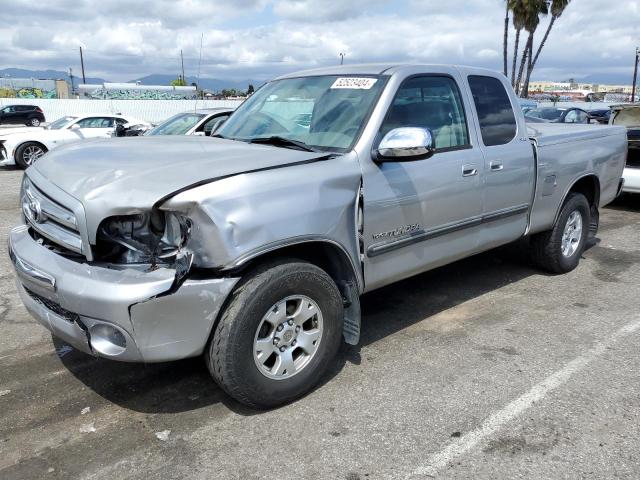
1 167 639 479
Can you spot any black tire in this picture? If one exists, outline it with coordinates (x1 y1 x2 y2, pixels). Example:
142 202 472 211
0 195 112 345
206 259 343 409
530 192 590 274
15 142 47 169
27 117 41 127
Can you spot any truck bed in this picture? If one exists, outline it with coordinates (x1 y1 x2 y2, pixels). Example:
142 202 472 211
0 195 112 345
527 123 627 235
527 123 625 147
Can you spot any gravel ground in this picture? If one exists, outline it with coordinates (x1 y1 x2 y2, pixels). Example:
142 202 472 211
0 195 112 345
1 167 639 479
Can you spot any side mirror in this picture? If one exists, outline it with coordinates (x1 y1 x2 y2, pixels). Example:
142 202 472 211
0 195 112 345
69 123 80 130
373 127 435 162
193 131 206 137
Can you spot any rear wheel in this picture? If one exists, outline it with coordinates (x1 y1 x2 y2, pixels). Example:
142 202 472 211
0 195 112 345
27 117 41 127
530 192 590 273
206 260 343 409
15 142 47 169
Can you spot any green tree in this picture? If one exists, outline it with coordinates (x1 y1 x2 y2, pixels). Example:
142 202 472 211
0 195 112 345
522 0 572 96
171 75 187 87
515 0 548 96
503 2 510 77
509 0 527 88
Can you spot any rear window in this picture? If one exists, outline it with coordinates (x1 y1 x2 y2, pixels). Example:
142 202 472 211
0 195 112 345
468 75 517 146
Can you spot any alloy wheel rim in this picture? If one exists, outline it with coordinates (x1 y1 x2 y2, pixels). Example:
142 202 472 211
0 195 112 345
31 119 40 126
253 295 323 380
23 146 44 165
561 210 583 258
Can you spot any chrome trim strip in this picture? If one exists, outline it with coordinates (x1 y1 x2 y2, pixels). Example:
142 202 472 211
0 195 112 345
28 220 84 254
367 204 530 258
9 235 56 291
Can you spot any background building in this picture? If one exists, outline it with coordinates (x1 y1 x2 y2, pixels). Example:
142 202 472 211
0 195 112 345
0 77 69 99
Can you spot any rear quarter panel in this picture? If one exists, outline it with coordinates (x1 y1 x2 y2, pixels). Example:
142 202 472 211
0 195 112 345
528 124 627 234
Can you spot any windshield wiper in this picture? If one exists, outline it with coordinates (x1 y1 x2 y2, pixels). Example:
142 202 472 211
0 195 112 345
247 136 318 152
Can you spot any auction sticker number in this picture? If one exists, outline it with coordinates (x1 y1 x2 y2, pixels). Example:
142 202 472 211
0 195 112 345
331 77 378 90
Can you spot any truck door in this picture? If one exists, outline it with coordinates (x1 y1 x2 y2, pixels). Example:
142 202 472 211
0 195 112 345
361 74 485 291
465 74 535 249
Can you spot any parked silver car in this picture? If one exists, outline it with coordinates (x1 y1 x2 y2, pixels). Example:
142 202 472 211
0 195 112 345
9 65 626 408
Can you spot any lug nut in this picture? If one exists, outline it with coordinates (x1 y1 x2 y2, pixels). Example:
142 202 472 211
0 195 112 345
279 346 286 352
277 324 284 332
273 337 280 345
288 319 294 326
295 326 301 332
291 340 297 347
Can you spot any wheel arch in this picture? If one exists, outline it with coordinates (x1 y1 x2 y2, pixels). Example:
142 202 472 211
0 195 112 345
224 238 363 345
553 174 600 226
14 140 48 163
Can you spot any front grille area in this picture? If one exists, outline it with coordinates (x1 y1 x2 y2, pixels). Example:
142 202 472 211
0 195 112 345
22 177 84 256
24 287 80 323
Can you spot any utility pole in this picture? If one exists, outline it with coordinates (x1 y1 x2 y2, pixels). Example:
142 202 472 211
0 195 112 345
632 47 639 103
180 49 186 85
79 46 86 84
68 68 75 95
339 53 345 65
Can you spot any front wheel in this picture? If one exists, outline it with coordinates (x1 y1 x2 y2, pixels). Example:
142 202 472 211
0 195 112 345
15 142 47 169
530 192 590 273
206 260 343 409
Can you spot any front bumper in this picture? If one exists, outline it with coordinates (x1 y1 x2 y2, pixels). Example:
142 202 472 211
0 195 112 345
9 225 240 362
622 167 640 194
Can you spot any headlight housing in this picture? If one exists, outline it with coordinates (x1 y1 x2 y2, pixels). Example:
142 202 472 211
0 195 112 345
95 211 191 267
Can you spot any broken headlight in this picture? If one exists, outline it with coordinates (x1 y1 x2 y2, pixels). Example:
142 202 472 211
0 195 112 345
96 211 191 267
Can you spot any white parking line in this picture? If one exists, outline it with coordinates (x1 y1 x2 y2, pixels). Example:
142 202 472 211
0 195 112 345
412 318 640 478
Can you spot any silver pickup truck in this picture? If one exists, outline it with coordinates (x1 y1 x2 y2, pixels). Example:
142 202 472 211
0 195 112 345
9 65 627 408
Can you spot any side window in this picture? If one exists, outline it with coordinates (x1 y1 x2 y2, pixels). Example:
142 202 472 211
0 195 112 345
380 76 469 150
564 110 578 123
3 106 15 113
576 110 588 124
468 75 517 146
115 118 128 125
201 115 230 135
76 117 115 128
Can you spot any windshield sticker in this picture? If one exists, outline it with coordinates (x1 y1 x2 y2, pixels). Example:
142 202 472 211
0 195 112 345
330 77 378 90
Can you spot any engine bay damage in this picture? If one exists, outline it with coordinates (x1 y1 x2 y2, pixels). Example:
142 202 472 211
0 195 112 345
95 210 193 281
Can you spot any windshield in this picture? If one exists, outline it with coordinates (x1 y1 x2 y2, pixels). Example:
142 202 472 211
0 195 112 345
216 75 385 152
526 108 564 121
47 116 77 130
147 112 205 136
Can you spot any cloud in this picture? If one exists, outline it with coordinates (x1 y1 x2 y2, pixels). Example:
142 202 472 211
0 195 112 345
0 0 638 84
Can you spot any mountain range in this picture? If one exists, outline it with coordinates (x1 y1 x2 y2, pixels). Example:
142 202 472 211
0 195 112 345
0 68 258 92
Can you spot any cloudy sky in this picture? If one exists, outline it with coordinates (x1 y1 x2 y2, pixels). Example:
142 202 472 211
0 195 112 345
1 0 639 83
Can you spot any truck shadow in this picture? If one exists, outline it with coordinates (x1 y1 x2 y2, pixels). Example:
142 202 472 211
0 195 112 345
57 239 551 415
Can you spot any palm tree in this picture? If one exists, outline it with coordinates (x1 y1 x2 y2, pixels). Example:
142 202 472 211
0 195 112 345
522 0 571 95
503 2 510 77
509 0 527 88
515 0 548 95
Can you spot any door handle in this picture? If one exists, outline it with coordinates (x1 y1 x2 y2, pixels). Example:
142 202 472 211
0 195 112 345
490 161 504 171
462 165 478 177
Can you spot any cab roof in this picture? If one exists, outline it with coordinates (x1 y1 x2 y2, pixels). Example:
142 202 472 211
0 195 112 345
275 63 502 80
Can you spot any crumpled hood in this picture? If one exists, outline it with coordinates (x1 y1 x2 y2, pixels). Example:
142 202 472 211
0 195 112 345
31 136 328 234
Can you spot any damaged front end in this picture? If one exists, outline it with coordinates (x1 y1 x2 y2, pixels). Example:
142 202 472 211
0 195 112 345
95 210 194 285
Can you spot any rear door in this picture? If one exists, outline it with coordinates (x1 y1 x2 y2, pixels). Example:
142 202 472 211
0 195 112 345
73 117 116 139
361 72 485 290
465 74 535 249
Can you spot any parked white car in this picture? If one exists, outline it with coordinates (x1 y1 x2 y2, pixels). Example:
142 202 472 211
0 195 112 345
0 113 148 168
145 108 234 137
